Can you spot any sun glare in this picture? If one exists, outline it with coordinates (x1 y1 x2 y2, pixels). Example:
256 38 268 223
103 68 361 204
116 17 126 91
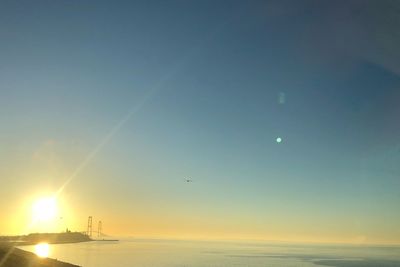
34 243 50 258
32 197 58 222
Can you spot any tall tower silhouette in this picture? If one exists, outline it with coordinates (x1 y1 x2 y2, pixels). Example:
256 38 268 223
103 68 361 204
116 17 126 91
98 221 102 238
87 216 93 237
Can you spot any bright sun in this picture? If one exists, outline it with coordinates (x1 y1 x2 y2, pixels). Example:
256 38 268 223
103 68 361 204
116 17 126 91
32 197 58 222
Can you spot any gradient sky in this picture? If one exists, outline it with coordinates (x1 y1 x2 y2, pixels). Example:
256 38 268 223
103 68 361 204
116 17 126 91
1 0 400 244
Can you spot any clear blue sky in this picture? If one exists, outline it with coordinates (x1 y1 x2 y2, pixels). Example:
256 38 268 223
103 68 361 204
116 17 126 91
1 0 399 243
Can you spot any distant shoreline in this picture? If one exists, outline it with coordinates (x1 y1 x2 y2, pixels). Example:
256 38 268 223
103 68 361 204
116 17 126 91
6 239 92 247
0 232 92 246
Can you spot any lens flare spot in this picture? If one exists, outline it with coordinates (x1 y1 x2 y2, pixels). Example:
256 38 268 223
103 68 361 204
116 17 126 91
34 243 50 258
276 137 282 143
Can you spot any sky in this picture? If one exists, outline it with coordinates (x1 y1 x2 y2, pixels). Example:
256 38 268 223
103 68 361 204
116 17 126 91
0 0 400 244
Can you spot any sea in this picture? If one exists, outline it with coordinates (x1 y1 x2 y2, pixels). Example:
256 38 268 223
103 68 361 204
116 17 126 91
19 239 400 267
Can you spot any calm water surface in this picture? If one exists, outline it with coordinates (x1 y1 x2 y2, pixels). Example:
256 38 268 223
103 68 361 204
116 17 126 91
20 239 400 267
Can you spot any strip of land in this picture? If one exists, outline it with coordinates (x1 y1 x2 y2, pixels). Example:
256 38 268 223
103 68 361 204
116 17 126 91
0 232 92 246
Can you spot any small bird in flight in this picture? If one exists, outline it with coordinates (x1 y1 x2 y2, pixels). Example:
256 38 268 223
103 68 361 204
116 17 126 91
184 178 193 183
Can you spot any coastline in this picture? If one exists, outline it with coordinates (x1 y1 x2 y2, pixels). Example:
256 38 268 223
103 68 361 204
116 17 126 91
0 244 80 267
0 232 92 267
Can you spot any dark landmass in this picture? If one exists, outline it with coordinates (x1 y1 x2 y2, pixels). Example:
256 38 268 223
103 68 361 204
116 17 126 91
0 244 80 267
24 232 92 244
0 232 91 246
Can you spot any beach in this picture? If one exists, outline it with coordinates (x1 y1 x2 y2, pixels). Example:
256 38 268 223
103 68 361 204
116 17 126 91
0 244 79 267
0 232 91 267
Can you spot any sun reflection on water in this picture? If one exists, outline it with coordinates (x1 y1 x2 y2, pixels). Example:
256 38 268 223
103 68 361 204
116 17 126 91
34 243 50 258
